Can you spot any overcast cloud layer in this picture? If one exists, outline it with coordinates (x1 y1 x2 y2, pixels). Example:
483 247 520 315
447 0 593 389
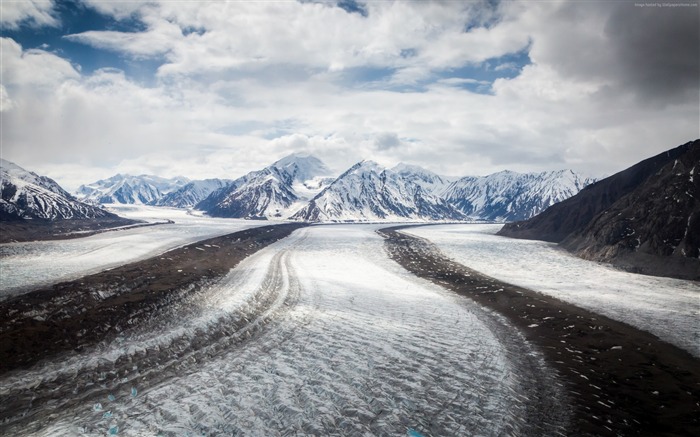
1 0 698 189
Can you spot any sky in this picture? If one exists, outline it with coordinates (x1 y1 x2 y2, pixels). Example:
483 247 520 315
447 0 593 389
1 0 698 191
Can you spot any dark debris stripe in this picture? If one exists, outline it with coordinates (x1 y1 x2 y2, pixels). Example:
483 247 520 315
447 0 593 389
0 222 308 374
378 226 700 437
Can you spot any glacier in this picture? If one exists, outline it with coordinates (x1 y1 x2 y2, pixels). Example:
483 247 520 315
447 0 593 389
0 205 271 299
0 223 568 436
405 224 700 357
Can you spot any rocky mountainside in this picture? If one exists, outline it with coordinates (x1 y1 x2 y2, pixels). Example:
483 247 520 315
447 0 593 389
291 160 465 222
499 139 700 280
71 154 593 223
444 170 596 222
155 178 231 208
76 174 190 205
197 154 334 219
1 159 115 221
197 155 591 223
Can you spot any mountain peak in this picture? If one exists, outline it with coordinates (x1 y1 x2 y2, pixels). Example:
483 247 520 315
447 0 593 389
1 160 114 221
272 154 331 182
291 159 463 222
76 174 189 205
354 160 384 171
0 158 26 173
444 168 597 222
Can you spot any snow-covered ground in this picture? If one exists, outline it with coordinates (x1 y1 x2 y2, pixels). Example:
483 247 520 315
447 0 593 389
405 224 700 357
1 225 567 436
0 206 271 299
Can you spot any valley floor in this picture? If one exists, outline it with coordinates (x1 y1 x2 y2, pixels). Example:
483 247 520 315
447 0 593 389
0 211 698 436
0 206 272 299
382 226 700 436
404 224 700 358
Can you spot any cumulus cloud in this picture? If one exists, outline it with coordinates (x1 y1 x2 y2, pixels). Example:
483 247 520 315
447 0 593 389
1 0 698 189
0 85 14 112
1 38 79 87
511 0 700 105
64 0 530 81
0 0 58 29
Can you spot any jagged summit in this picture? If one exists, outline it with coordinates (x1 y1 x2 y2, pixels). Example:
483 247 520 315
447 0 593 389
155 178 232 208
392 163 453 195
1 159 114 221
444 169 595 222
77 174 189 205
272 153 332 183
291 160 464 222
65 153 594 224
195 154 335 219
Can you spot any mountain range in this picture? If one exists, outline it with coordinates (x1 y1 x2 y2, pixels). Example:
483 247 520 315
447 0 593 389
1 159 114 221
444 169 596 222
291 160 464 222
68 155 594 223
197 154 334 219
2 140 695 279
77 174 191 205
499 139 699 280
2 154 596 224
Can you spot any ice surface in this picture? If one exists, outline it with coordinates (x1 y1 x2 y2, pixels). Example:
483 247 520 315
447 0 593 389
2 225 567 436
406 224 700 357
0 205 271 299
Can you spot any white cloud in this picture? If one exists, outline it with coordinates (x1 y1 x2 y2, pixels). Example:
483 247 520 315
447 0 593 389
436 77 490 87
1 38 79 87
0 84 14 112
0 0 58 29
1 1 697 190
79 0 151 19
508 0 699 105
374 132 401 150
66 0 530 81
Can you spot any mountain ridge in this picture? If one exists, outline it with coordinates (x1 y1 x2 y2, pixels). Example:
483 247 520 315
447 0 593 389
1 159 116 221
195 154 334 219
291 160 465 222
155 178 232 208
498 139 700 280
67 154 595 223
445 169 596 222
77 174 190 205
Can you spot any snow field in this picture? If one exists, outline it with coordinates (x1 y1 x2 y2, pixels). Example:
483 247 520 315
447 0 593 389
6 224 567 436
405 224 700 357
0 205 271 299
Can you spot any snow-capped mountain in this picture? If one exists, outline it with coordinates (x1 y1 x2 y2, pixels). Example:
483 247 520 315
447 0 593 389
68 155 593 223
1 159 114 220
77 174 190 205
291 161 465 222
392 163 454 195
444 169 596 222
197 154 334 219
155 178 231 208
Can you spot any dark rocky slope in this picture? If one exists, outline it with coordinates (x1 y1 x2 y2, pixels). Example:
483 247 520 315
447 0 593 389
499 140 699 280
1 160 137 241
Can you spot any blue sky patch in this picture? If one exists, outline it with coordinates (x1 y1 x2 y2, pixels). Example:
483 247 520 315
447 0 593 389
436 47 532 94
336 0 368 17
1 0 156 77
